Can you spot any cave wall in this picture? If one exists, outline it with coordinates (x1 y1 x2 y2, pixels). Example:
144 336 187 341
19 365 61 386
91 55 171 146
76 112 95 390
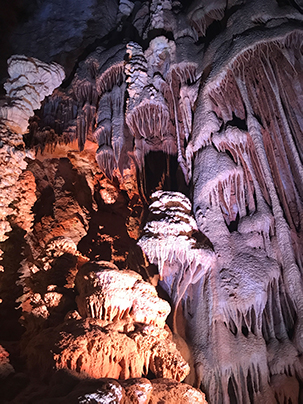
0 1 302 403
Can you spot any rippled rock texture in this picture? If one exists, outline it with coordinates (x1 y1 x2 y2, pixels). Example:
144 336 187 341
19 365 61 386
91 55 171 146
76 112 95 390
0 0 302 403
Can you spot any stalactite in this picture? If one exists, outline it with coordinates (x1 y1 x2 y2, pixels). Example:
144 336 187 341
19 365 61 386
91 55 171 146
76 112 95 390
187 0 226 37
219 253 281 336
193 146 247 225
110 83 126 172
95 92 112 146
76 102 96 151
95 145 116 181
97 62 125 97
188 26 303 402
38 90 78 137
73 78 98 108
167 63 198 182
179 86 194 141
235 78 303 353
125 42 148 112
126 99 170 143
193 288 276 403
93 62 129 178
260 45 303 190
125 38 197 180
138 191 216 339
189 92 223 163
271 374 300 404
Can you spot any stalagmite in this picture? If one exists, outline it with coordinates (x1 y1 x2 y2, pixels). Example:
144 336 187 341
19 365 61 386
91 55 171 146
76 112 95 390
23 257 190 383
75 261 171 328
0 56 64 243
0 126 29 242
139 190 216 341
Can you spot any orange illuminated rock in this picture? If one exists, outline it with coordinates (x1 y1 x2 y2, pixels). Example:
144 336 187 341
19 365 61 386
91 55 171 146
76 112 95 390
75 261 171 328
25 317 190 382
150 378 207 404
0 345 14 378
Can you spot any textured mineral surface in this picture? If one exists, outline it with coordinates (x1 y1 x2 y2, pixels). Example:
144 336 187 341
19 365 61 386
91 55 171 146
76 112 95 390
0 0 302 403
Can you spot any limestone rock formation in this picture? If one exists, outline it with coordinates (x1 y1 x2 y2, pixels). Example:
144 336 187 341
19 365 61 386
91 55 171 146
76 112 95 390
0 55 64 252
0 125 29 243
0 0 302 403
138 190 215 339
0 344 14 378
10 376 206 404
25 317 190 382
149 378 207 404
0 55 65 134
17 240 190 395
75 261 171 328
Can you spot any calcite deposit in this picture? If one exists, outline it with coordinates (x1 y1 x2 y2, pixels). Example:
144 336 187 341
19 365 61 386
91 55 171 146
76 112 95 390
75 262 171 328
0 0 302 403
0 125 29 243
0 55 65 134
15 238 190 392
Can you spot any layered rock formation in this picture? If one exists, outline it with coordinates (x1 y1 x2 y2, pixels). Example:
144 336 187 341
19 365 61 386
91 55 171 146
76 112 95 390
0 0 302 403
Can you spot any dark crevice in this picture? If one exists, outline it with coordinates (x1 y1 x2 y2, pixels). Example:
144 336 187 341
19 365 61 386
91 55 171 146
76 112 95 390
142 151 189 201
229 319 238 336
228 375 238 404
195 19 223 48
0 226 26 341
227 213 240 233
146 28 174 46
247 370 255 404
251 307 257 336
192 231 214 250
33 185 55 223
242 324 249 337
62 21 143 89
177 0 197 13
224 148 237 163
226 113 248 131
194 3 245 49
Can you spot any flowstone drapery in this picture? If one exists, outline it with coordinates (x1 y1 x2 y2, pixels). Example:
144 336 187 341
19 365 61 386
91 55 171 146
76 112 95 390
138 1 303 402
0 0 303 403
188 19 303 404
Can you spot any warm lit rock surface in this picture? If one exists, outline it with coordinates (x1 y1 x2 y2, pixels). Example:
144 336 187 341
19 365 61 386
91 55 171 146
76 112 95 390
13 237 190 398
20 251 189 384
0 344 14 378
25 318 189 382
0 1 302 403
9 376 206 403
150 378 207 404
0 124 28 243
0 54 64 245
75 262 170 328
